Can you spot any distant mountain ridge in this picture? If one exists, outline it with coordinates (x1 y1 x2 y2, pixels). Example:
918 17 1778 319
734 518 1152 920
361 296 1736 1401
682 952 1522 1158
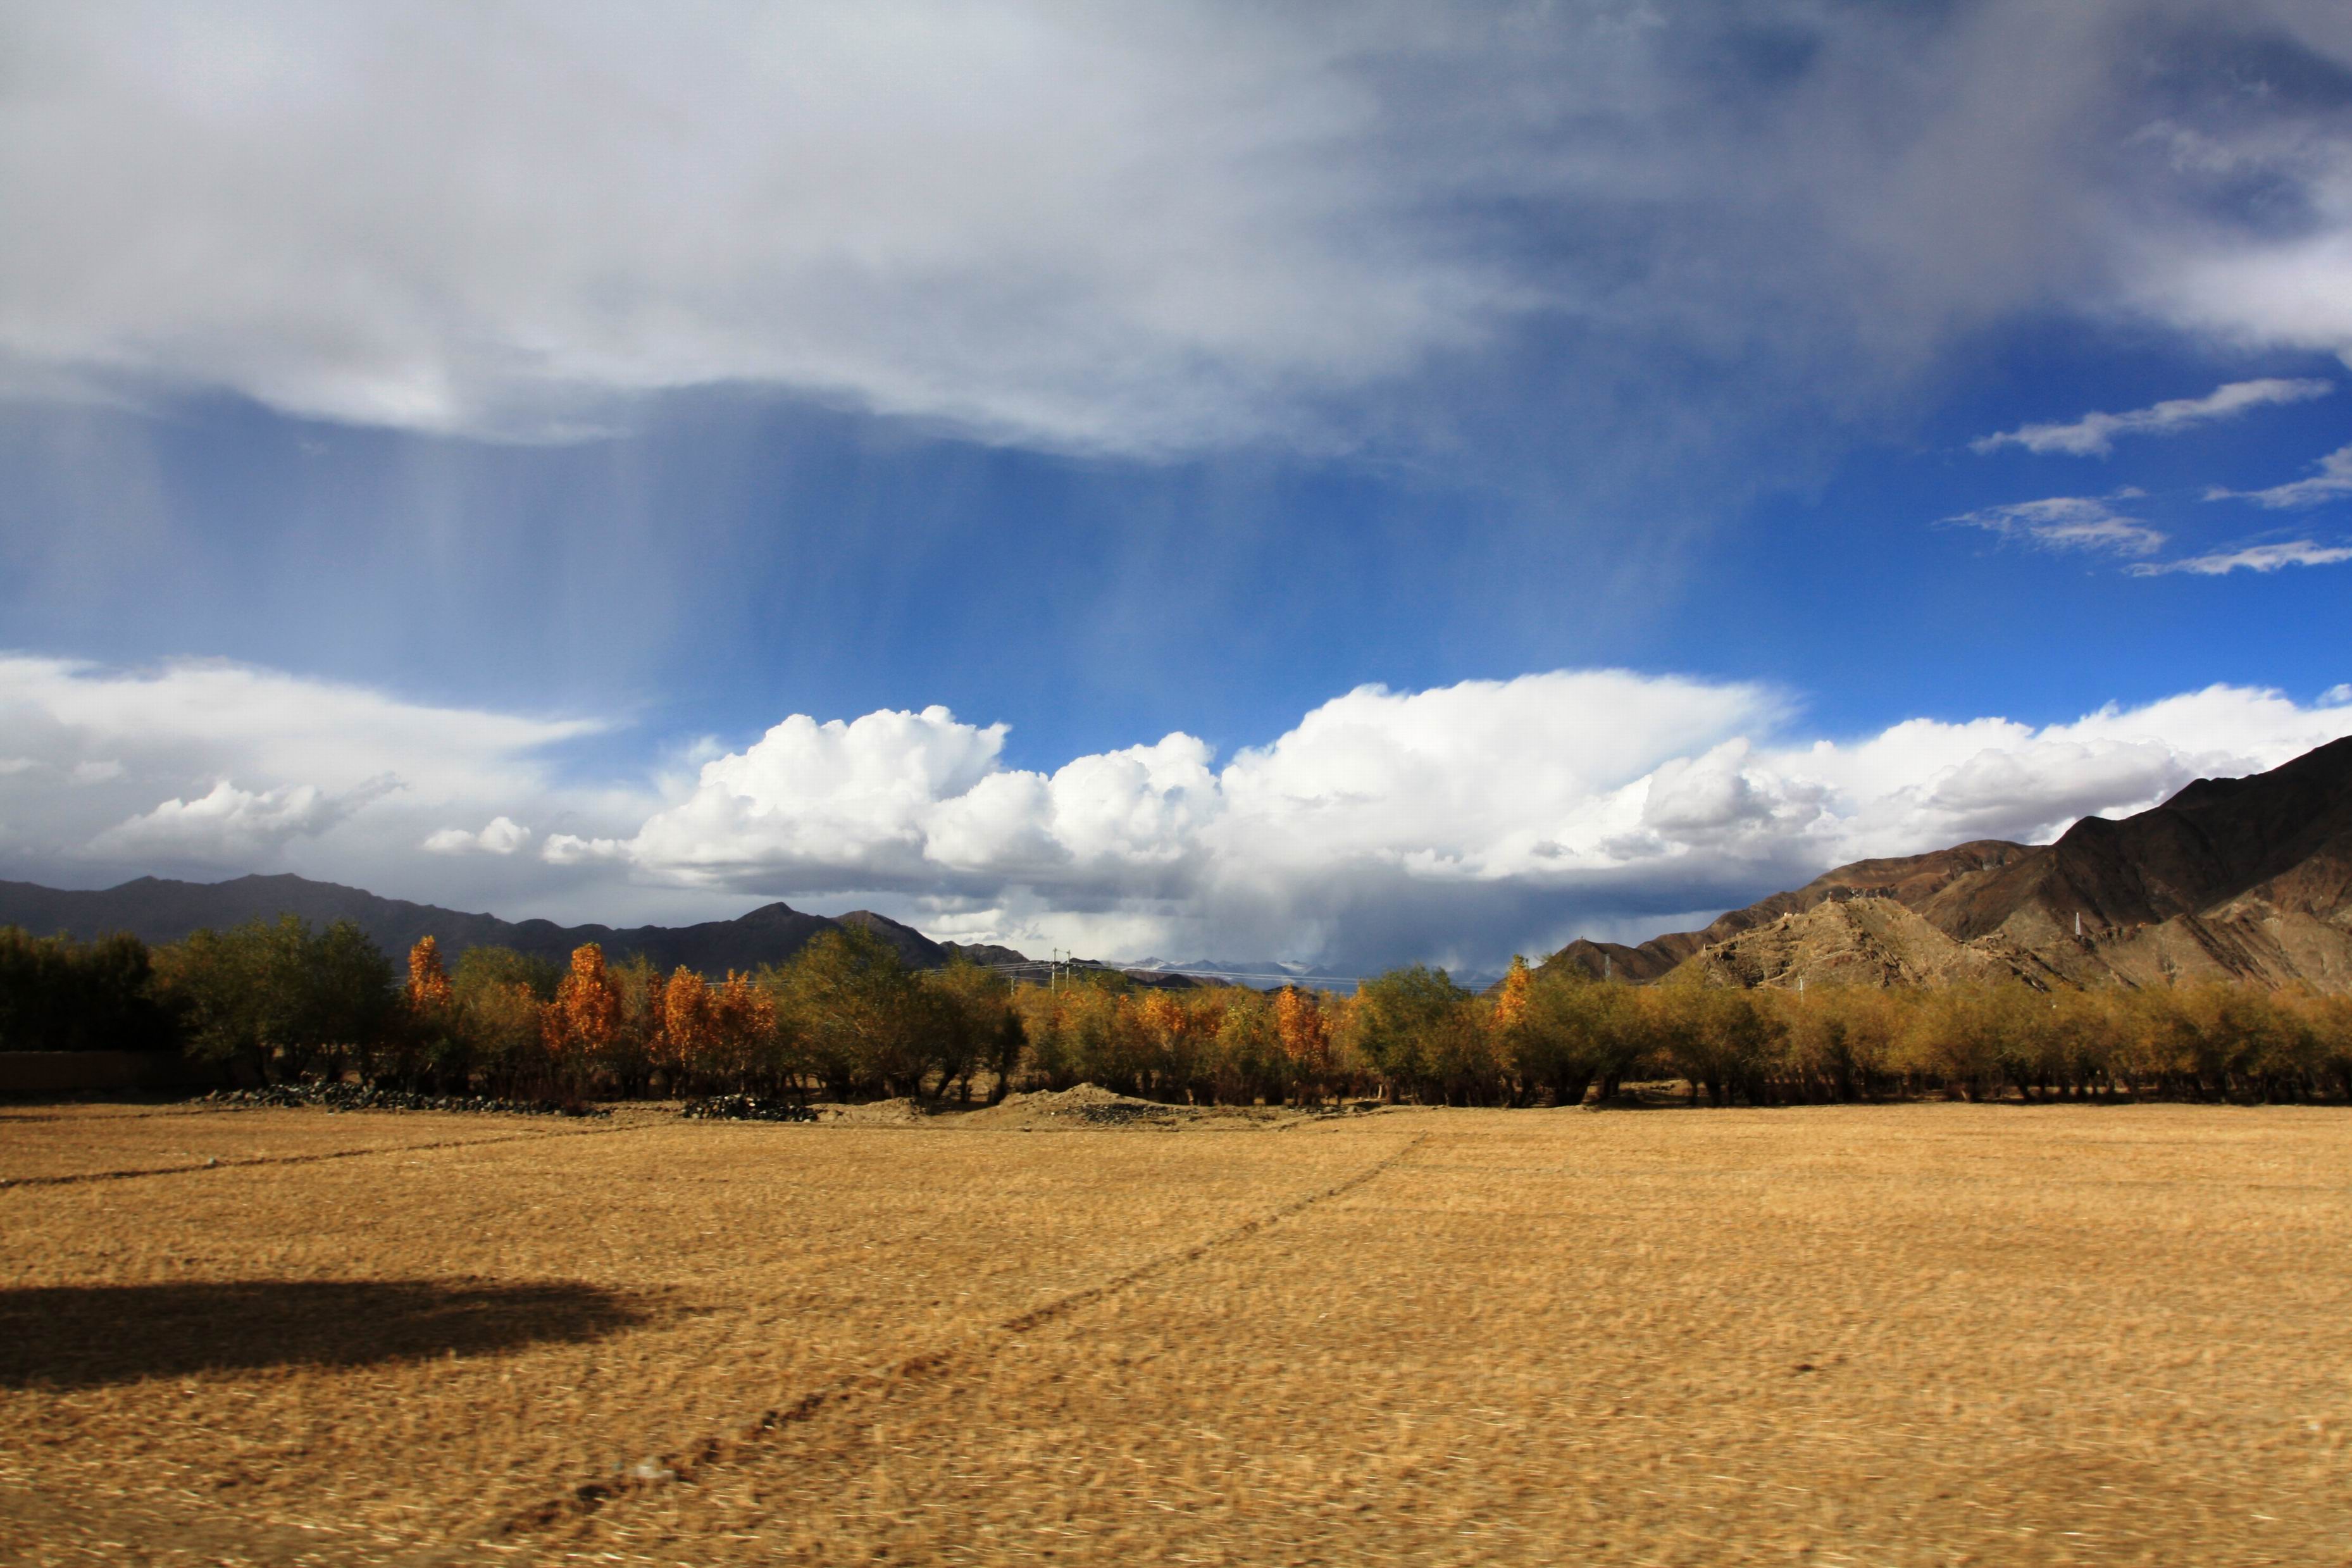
1126 955 1361 988
0 873 955 976
1545 735 2352 994
0 873 1238 988
25 735 2345 997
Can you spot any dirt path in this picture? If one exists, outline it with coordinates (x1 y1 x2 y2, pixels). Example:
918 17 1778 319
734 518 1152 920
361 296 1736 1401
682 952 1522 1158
466 1128 1431 1553
519 1107 2352 1567
0 1111 1414 1566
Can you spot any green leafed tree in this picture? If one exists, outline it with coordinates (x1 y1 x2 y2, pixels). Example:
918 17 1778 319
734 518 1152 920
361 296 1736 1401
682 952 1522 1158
1511 964 1648 1107
1348 965 1481 1104
779 926 932 1098
0 927 180 1054
152 916 397 1083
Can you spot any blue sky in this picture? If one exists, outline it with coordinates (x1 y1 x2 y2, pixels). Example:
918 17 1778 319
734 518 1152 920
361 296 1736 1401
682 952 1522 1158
2 3 2349 974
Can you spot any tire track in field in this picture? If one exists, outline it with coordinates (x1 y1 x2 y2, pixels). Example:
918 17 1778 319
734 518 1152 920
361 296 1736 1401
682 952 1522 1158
471 1129 1431 1552
0 1121 650 1190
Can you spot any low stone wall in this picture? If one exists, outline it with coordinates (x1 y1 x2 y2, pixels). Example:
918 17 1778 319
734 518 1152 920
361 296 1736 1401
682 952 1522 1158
0 1051 220 1097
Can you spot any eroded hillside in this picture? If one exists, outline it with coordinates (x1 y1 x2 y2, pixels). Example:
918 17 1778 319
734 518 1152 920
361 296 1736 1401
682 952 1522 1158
1548 737 2352 993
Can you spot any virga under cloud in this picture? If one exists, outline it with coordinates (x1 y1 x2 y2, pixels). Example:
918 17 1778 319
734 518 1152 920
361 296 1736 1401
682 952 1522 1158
4 2 2351 971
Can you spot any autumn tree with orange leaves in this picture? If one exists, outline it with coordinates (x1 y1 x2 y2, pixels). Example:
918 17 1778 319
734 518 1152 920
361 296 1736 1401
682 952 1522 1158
106 919 2352 1107
401 935 468 1089
544 943 623 1095
1274 985 1340 1104
707 972 780 1089
1489 955 1533 1035
659 966 716 1092
1134 989 1205 1100
406 936 454 1013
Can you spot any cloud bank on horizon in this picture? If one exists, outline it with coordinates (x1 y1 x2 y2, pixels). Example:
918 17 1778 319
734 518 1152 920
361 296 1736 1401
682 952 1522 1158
3 656 2347 974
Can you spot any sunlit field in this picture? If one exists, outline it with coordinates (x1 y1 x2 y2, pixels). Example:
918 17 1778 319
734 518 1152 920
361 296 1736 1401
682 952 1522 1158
4 1100 2348 1565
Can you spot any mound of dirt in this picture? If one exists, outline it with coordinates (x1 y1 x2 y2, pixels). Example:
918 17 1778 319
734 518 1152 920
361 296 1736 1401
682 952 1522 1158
962 1083 1192 1129
807 1097 930 1125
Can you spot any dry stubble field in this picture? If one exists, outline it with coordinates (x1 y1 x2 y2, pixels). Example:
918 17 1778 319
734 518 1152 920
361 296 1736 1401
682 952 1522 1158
2 1098 2348 1566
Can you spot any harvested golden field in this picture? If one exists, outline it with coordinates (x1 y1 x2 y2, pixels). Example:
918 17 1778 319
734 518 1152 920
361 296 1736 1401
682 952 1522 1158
3 1102 2348 1566
0 1104 638 1185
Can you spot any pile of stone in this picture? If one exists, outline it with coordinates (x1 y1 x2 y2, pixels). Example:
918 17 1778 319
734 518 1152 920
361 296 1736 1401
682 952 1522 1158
678 1094 819 1123
1059 1098 1183 1126
195 1084 603 1117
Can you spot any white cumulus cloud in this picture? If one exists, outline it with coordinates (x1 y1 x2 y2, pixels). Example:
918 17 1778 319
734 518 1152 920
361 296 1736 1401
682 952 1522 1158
421 816 532 856
92 780 361 865
0 653 647 918
599 673 2352 971
6 656 2349 973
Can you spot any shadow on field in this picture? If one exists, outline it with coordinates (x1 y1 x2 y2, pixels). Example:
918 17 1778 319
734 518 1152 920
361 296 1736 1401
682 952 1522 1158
0 1278 657 1388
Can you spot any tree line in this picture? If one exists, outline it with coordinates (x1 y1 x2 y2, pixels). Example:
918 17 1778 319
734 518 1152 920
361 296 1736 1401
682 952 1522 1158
1015 957 2352 1107
4 919 2351 1105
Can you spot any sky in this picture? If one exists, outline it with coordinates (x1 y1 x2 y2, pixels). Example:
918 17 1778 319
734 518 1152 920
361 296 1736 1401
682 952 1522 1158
2 0 2350 977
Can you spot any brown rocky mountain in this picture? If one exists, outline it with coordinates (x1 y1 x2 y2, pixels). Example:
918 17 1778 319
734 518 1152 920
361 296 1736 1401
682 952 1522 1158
832 910 950 968
939 940 1032 968
1543 735 2352 993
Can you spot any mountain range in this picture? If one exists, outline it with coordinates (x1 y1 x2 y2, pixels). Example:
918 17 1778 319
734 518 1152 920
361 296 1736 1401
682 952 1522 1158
0 873 969 974
1124 956 1368 990
0 872 1225 988
1545 735 2352 994
8 736 2347 995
